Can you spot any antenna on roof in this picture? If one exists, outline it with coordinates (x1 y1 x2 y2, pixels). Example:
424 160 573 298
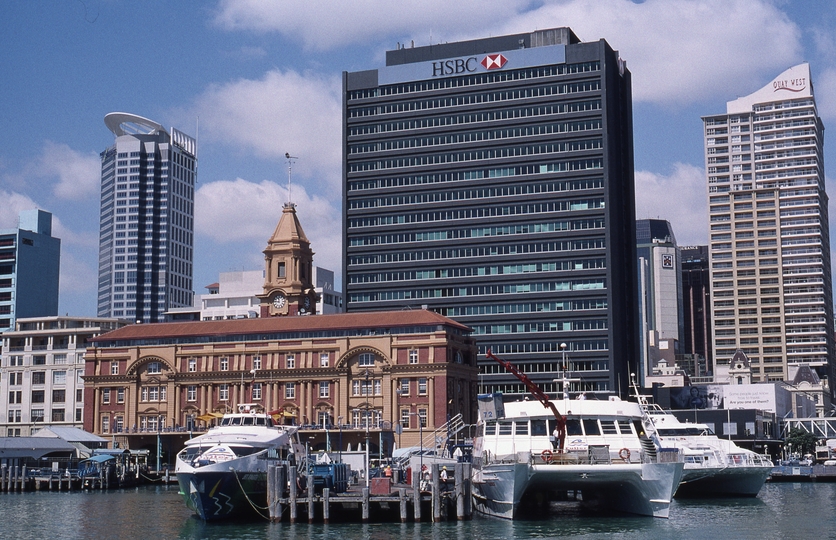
284 152 298 205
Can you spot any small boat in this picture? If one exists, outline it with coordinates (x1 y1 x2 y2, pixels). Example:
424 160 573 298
175 404 300 520
644 407 773 497
472 351 684 519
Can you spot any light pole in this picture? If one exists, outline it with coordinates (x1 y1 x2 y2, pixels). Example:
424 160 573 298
338 415 343 463
409 411 423 483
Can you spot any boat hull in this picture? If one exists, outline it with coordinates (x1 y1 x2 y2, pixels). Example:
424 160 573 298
176 453 270 521
472 459 684 519
676 465 773 497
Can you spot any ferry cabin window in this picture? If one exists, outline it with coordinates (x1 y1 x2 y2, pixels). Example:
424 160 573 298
583 419 601 436
600 420 618 434
617 420 633 435
531 419 547 436
565 419 583 436
243 417 255 426
515 421 529 435
484 422 496 435
498 421 513 435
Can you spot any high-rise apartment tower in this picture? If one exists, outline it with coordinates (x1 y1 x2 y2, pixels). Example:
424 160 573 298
343 28 639 396
97 113 196 323
704 64 834 393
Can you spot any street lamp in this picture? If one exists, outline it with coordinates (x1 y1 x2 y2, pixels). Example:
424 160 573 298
337 416 343 463
409 411 424 485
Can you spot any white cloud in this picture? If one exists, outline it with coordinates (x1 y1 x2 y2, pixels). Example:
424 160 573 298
213 0 531 51
0 190 42 228
634 163 707 247
214 0 802 106
195 177 342 277
814 68 836 123
180 69 342 195
37 141 101 200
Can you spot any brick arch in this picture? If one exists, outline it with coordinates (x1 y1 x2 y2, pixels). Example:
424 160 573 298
336 346 392 369
126 355 173 376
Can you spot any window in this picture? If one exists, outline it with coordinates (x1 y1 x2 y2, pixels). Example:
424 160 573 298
75 408 82 422
220 357 229 371
187 385 197 402
8 391 21 404
115 416 124 433
31 409 44 422
33 355 46 365
319 381 329 398
358 353 375 367
409 350 418 364
102 389 110 404
418 408 427 428
33 372 46 385
219 384 229 401
102 416 110 433
8 372 22 385
53 354 67 365
188 358 197 372
147 362 161 374
401 409 411 428
76 389 83 402
418 378 428 395
286 354 295 369
374 379 381 396
110 361 119 375
117 388 124 403
53 371 66 385
399 378 410 396
320 353 329 367
285 382 295 399
252 382 262 401
52 409 65 422
31 390 44 403
252 356 261 370
278 262 286 278
8 410 21 423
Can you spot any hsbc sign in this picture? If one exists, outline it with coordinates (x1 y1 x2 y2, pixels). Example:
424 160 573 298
376 45 564 86
431 53 508 77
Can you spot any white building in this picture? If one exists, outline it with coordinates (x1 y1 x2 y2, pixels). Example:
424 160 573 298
0 316 126 437
703 64 834 390
97 112 197 323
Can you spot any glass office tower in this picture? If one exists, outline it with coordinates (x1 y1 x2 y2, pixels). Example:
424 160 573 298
343 28 639 396
97 113 196 323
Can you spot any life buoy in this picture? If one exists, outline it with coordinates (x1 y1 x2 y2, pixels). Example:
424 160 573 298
619 448 631 462
541 449 553 463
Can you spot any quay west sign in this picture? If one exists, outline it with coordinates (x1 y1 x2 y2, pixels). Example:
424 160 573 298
773 76 807 93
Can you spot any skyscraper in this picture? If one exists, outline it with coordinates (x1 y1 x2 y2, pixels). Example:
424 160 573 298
680 245 712 375
343 28 639 396
97 113 196 323
0 209 60 332
704 64 834 392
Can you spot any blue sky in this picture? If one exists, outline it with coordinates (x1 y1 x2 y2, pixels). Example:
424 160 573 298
2 0 836 317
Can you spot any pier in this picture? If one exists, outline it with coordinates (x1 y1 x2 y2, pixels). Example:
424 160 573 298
266 462 472 523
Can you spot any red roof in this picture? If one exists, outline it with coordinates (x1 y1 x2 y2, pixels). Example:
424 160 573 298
92 309 470 343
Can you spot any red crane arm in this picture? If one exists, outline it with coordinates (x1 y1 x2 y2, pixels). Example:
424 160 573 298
486 349 566 451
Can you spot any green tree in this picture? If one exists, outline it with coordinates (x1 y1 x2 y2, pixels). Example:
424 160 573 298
784 427 818 456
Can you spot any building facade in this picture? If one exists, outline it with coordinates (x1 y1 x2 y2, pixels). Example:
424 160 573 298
343 28 638 397
681 245 712 374
0 210 60 333
703 63 834 392
82 310 479 452
97 112 196 323
636 219 683 381
0 316 125 437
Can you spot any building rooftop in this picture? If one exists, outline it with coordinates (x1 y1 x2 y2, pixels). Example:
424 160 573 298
92 309 470 344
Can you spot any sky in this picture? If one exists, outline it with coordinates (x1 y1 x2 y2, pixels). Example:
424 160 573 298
2 0 836 317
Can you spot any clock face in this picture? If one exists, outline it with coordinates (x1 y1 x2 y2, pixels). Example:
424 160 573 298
272 294 286 309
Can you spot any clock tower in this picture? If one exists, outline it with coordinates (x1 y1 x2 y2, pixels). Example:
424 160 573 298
258 202 317 316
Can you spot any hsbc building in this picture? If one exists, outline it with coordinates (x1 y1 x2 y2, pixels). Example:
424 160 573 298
342 28 639 399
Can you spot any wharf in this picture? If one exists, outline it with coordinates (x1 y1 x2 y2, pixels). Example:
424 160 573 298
0 464 173 493
265 462 472 523
768 464 836 483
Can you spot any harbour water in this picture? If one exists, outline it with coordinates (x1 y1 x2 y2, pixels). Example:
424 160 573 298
1 482 834 539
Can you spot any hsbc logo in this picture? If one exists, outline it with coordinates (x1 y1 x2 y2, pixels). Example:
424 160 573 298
481 54 507 70
431 53 509 77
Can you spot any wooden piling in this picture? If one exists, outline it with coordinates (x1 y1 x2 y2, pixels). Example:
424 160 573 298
431 464 441 522
322 488 330 524
455 463 464 520
399 487 408 522
289 465 298 523
362 487 370 522
307 471 315 523
463 463 472 519
413 467 421 522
